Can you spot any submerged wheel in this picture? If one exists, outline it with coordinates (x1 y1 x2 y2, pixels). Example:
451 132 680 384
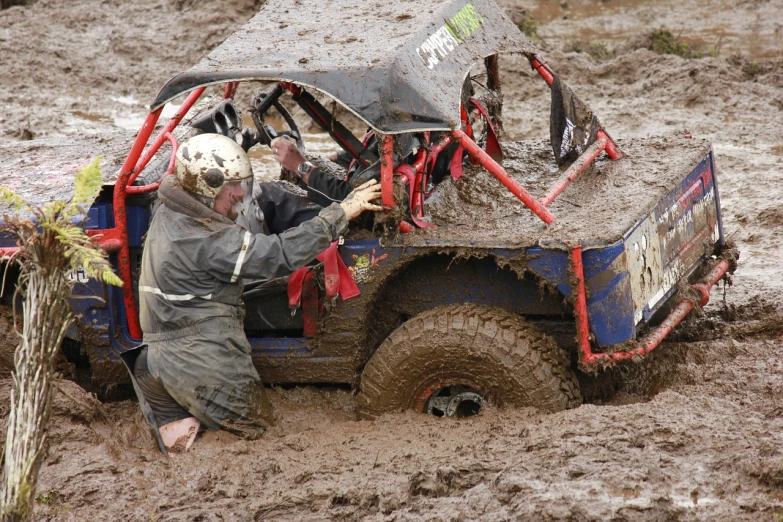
357 304 582 419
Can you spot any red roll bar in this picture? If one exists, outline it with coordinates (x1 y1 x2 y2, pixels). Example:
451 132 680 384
380 134 395 208
571 244 731 365
452 129 556 225
91 87 207 339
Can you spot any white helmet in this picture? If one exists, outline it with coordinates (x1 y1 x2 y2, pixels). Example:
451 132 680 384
175 133 253 199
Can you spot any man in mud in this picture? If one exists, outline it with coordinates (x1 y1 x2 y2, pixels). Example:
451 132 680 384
270 133 448 209
272 137 367 207
133 133 382 453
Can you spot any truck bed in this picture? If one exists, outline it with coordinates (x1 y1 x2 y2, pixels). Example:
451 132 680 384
410 135 714 247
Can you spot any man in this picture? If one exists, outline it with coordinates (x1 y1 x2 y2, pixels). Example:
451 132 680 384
272 131 455 209
272 135 372 207
134 133 382 453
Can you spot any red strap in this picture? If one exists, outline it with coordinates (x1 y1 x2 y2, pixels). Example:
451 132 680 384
320 241 341 297
469 98 503 162
287 266 309 308
287 241 360 309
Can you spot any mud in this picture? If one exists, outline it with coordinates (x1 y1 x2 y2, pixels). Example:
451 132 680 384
418 136 712 245
0 305 17 377
2 0 783 520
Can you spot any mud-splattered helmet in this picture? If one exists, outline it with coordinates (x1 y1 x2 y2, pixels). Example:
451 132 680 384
175 133 252 199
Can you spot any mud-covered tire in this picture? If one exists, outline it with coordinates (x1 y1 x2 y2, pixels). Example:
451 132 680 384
357 304 582 419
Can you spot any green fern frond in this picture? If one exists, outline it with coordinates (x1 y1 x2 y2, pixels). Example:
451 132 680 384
43 222 83 249
61 157 103 223
72 157 103 206
0 186 32 214
44 222 122 287
42 201 67 221
87 266 124 287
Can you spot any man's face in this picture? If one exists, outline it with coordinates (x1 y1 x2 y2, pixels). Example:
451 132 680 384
213 181 247 221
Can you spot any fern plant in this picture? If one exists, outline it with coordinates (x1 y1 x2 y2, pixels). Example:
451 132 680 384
0 157 121 521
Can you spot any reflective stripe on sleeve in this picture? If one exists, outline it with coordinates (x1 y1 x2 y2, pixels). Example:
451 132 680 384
230 231 252 283
139 285 213 301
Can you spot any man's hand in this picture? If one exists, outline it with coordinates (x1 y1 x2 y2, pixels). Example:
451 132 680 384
339 180 384 220
271 137 306 173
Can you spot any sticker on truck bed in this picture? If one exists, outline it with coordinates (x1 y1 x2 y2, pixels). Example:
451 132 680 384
625 156 720 325
349 249 387 284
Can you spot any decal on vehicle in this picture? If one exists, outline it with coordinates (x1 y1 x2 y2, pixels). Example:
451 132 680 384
66 268 89 284
348 249 387 284
416 3 484 69
625 160 718 325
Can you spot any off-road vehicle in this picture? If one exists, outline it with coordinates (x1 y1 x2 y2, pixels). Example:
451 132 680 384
0 0 734 420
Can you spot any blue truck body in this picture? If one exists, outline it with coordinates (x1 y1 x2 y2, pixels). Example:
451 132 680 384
4 141 721 386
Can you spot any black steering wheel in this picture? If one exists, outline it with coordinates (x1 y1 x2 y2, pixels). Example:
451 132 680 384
249 85 304 151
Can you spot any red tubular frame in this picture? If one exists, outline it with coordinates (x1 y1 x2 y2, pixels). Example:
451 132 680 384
541 134 609 206
129 87 206 185
0 247 20 257
529 54 555 85
109 109 163 339
380 134 395 208
452 129 556 225
223 81 238 100
92 87 208 339
571 244 731 364
125 133 178 195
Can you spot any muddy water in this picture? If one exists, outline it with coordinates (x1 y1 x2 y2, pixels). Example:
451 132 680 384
242 113 345 182
2 0 783 520
525 0 783 61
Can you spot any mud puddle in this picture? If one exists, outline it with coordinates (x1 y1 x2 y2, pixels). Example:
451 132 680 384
521 0 783 61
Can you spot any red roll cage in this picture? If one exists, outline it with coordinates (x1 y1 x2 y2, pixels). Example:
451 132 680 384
85 53 626 341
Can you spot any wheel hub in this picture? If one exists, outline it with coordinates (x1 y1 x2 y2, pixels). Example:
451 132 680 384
424 385 485 418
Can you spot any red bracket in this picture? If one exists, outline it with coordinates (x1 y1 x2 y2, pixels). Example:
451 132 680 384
572 243 731 365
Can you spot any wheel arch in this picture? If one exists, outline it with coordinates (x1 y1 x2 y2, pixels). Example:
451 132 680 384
358 250 573 370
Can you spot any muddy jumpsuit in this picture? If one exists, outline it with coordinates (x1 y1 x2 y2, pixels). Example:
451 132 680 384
136 176 347 439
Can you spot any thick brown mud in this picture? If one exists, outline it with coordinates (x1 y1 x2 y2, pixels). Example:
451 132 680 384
0 305 17 377
1 0 783 520
421 136 712 244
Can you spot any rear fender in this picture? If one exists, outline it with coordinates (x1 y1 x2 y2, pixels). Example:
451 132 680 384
352 246 571 366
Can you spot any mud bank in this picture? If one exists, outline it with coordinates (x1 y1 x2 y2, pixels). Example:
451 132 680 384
10 330 783 521
1 0 783 520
